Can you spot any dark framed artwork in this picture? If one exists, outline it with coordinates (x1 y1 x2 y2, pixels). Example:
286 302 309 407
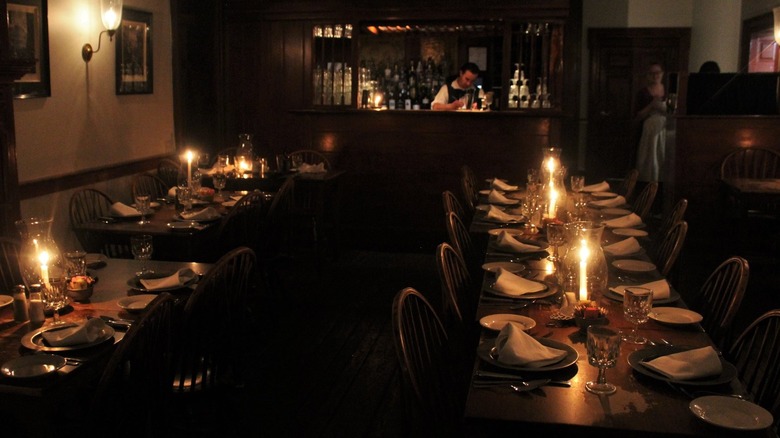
8 0 51 99
116 8 153 95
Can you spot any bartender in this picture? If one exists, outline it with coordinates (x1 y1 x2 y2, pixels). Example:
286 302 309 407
431 62 480 111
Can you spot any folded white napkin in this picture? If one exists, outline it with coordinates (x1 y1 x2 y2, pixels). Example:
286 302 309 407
206 165 235 175
610 279 670 300
603 237 641 256
110 202 141 217
140 268 197 291
495 231 542 253
41 318 108 347
494 268 546 296
604 213 643 228
590 195 627 208
641 346 722 380
495 322 567 367
484 205 523 223
582 181 610 192
298 162 326 174
180 207 221 221
487 190 518 205
491 178 518 191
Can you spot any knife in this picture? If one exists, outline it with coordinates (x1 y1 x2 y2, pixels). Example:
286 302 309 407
98 315 133 330
475 370 571 387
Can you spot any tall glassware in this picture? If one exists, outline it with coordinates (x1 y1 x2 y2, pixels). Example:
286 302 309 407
623 287 653 344
586 326 622 395
130 235 154 276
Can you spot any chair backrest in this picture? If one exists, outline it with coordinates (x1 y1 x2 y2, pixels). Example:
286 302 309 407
90 293 177 432
435 242 475 329
69 189 132 257
692 256 749 350
657 198 687 237
720 147 780 179
391 287 461 431
173 247 257 393
631 181 658 220
441 190 465 220
650 220 687 277
132 172 169 201
289 149 331 170
259 177 295 256
727 309 780 434
444 212 479 277
617 168 640 202
0 237 24 293
157 158 181 189
460 165 478 215
214 191 266 258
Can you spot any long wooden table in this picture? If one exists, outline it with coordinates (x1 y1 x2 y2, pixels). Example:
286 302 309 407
463 190 772 437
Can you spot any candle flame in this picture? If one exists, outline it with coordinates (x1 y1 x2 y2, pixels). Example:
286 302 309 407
186 150 194 162
38 251 49 266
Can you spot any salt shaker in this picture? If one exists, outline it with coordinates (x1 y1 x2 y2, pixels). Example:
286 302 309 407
28 292 45 324
12 285 29 322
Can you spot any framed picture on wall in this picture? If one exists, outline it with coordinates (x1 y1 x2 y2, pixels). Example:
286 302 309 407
116 8 153 95
8 0 51 99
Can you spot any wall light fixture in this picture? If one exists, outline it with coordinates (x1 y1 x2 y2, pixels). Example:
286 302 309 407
81 0 123 62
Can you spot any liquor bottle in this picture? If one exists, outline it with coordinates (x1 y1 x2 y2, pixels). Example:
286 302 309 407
421 86 431 110
387 87 396 110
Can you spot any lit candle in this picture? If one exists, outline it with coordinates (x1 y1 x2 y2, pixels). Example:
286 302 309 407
578 239 589 301
186 150 194 186
548 188 558 218
38 251 50 288
374 94 382 108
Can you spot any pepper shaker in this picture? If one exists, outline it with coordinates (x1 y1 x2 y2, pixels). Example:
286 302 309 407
28 292 45 324
12 285 29 322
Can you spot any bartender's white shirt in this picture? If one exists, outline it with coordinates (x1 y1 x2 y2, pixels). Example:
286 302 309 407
432 80 473 110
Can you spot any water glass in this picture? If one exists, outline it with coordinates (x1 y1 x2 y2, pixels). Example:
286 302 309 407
527 168 540 184
43 279 69 322
134 194 151 225
177 186 193 212
63 250 87 278
571 175 585 193
623 287 653 344
130 235 154 276
213 172 227 200
217 154 230 168
586 326 622 395
546 222 566 261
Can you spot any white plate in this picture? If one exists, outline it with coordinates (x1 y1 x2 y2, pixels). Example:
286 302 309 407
21 323 115 352
592 191 618 198
602 207 632 216
613 228 649 237
487 228 525 237
689 396 773 430
0 295 13 308
1 354 66 378
85 253 108 269
485 281 557 300
221 200 238 207
480 314 536 331
649 307 703 325
612 259 656 273
174 213 222 223
117 294 157 312
481 261 526 274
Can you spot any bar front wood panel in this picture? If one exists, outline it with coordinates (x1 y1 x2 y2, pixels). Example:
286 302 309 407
294 110 564 250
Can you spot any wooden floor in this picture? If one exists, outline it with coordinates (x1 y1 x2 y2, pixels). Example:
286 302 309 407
218 217 780 437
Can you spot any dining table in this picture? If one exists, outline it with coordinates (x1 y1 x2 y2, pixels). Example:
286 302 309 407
0 257 212 437
462 180 775 437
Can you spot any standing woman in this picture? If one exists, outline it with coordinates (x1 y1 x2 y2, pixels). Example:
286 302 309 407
633 63 667 183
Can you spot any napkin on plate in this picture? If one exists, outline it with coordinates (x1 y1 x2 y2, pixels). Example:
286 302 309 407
494 268 546 296
582 181 610 192
494 321 567 367
298 162 326 174
139 268 197 291
495 231 542 253
590 195 627 208
484 205 523 223
180 207 221 221
487 190 518 205
110 202 142 217
604 213 643 228
491 178 518 191
41 318 108 347
640 346 722 380
610 279 670 300
603 237 641 256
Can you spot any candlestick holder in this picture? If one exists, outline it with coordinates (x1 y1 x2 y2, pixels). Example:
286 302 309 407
559 224 608 303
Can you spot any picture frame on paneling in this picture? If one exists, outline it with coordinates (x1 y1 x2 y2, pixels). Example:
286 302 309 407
116 8 153 95
8 0 51 99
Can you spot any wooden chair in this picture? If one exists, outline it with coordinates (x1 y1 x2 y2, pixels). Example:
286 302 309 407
170 247 257 433
649 220 687 277
690 256 749 350
727 309 780 434
157 158 181 189
89 293 177 435
0 237 24 293
460 165 479 216
631 181 658 220
391 287 463 435
655 198 687 237
435 242 476 334
288 150 332 251
289 149 331 170
616 168 639 202
442 190 466 224
445 211 481 280
213 190 266 260
69 189 131 258
131 172 169 201
720 147 780 179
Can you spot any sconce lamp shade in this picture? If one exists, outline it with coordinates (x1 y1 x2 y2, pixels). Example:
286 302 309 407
774 7 780 45
101 0 123 32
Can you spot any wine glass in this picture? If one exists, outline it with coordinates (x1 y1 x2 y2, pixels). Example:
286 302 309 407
483 92 494 110
546 222 566 261
623 287 653 344
570 175 585 193
134 194 151 225
130 235 154 276
527 168 540 184
42 279 69 324
213 171 227 201
585 326 622 395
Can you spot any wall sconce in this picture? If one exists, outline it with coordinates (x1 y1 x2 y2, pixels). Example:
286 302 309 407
81 0 123 62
